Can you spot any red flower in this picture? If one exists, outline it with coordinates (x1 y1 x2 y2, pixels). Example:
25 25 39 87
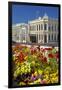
40 48 45 52
39 55 47 63
31 48 37 55
48 53 54 58
43 57 47 62
46 48 53 50
18 52 24 63
55 52 59 63
55 53 59 59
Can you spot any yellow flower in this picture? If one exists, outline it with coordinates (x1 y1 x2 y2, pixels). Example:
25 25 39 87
32 61 35 65
50 72 57 78
38 69 43 75
25 48 30 53
34 71 38 76
52 77 56 81
56 70 58 75
50 74 53 77
54 77 58 82
37 78 41 82
33 54 37 58
29 83 33 85
44 74 49 80
50 76 58 83
24 56 28 60
19 82 26 85
50 78 55 83
45 71 49 74
34 78 41 83
32 74 34 77
47 80 51 84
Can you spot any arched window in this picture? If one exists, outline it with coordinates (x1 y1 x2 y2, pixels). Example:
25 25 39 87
48 25 50 30
44 23 47 30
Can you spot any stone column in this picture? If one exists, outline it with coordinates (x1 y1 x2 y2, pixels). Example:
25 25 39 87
43 23 44 44
47 23 48 31
25 29 26 42
43 23 44 31
19 30 21 42
28 24 30 42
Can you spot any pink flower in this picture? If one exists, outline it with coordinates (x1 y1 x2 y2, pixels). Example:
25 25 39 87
40 80 47 84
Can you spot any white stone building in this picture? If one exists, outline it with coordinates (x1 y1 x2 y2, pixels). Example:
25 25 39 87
28 13 58 44
12 23 30 43
12 14 58 45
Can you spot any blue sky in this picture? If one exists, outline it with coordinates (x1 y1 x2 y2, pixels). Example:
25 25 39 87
12 4 59 24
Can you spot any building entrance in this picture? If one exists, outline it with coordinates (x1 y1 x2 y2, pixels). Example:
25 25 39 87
30 36 36 43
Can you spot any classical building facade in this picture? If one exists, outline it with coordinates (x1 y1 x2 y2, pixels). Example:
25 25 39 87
12 14 58 45
28 14 58 44
12 23 30 43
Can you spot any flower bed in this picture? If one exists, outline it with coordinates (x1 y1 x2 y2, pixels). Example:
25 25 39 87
12 44 59 86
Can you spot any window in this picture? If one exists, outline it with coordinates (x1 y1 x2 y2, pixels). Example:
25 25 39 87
44 23 47 30
39 24 40 30
39 35 40 40
55 24 56 31
33 25 35 30
48 25 50 30
54 34 56 41
49 34 50 41
57 25 58 31
30 25 36 31
52 34 53 40
44 35 47 43
37 25 38 30
41 35 43 40
52 25 53 31
56 34 58 41
30 26 32 30
41 24 43 30
57 34 59 41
